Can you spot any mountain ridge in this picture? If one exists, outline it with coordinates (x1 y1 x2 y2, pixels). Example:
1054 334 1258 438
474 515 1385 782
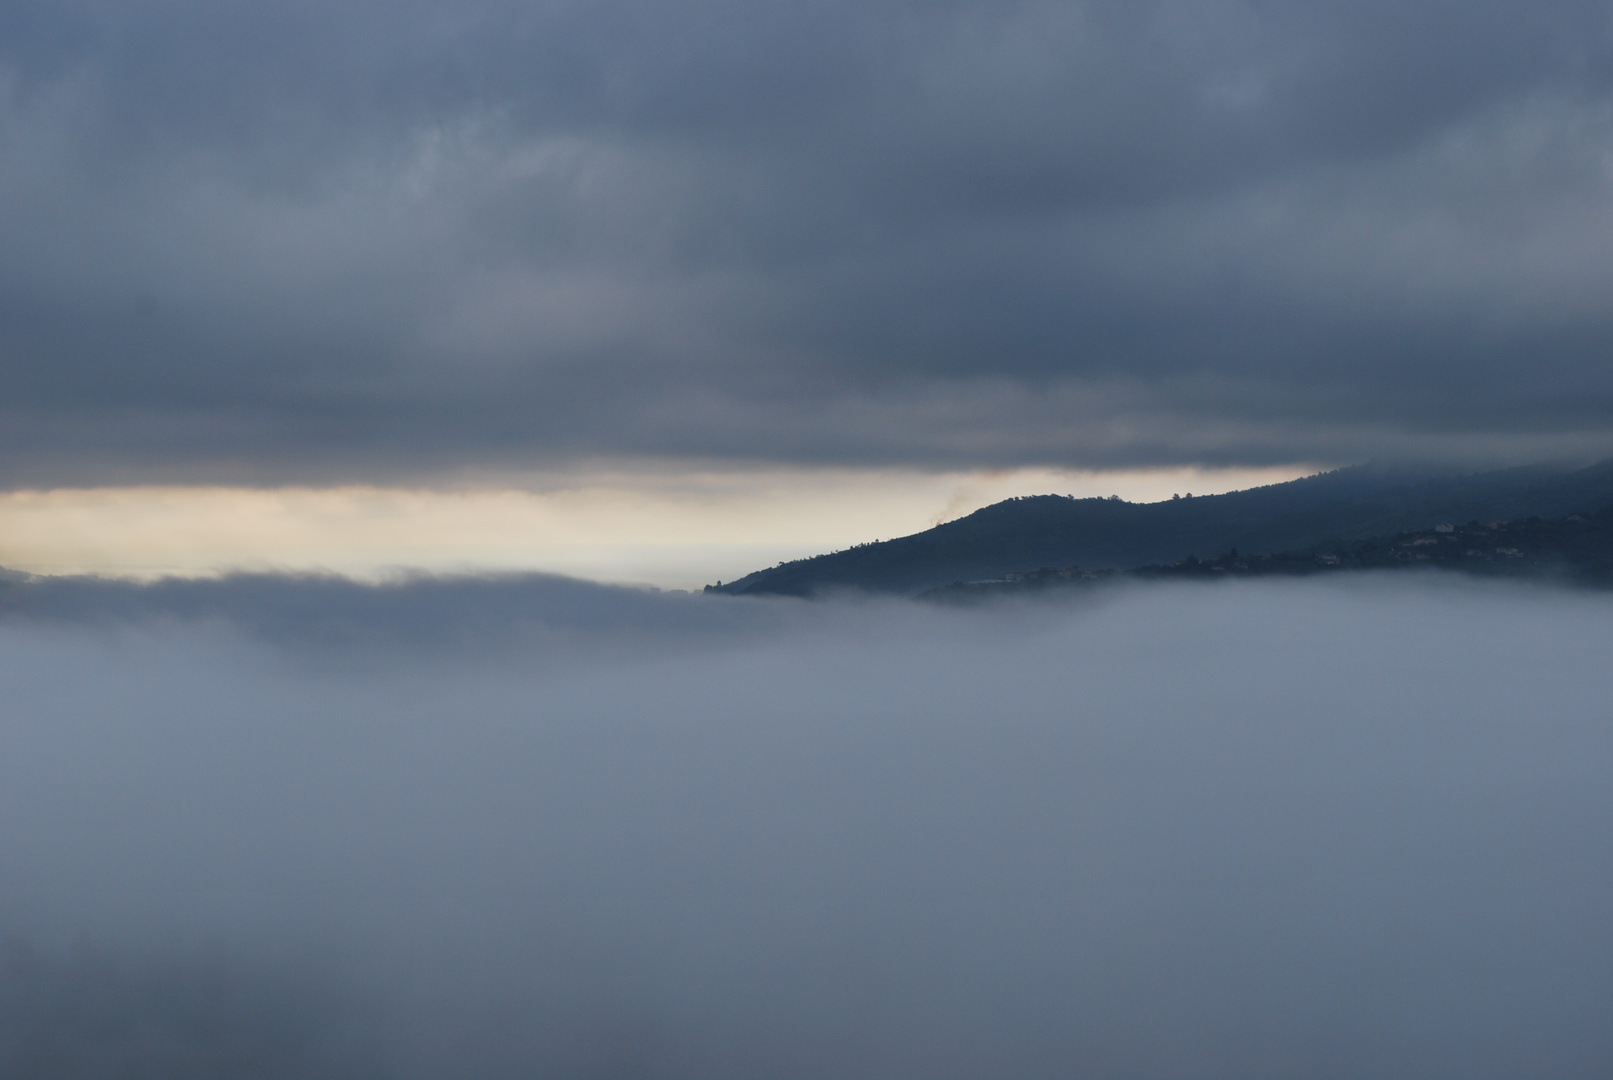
710 459 1613 597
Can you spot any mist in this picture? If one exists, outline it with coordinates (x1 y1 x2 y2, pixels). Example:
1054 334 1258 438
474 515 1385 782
1 575 1610 1078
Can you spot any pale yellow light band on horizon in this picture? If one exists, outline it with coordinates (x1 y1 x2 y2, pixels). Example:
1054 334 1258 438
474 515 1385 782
0 465 1316 590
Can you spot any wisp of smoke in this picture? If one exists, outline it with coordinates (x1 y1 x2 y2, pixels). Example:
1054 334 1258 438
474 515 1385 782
1 574 1610 1078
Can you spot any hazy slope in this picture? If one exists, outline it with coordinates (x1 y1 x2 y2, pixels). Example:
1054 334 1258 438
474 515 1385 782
715 460 1613 596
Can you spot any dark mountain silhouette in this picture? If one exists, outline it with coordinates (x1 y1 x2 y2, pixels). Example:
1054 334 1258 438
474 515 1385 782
924 502 1613 601
711 459 1613 597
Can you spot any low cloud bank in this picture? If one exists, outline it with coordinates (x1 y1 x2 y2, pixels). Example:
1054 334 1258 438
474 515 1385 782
1 576 1610 1077
0 572 793 661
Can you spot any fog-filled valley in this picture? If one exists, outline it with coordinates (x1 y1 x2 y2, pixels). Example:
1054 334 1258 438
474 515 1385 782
1 575 1610 1078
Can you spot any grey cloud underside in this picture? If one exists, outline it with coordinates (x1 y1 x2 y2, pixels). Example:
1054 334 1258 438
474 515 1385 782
6 2 1613 481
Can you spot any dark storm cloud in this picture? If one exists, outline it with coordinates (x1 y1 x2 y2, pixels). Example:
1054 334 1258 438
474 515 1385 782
2 577 1613 1077
5 1 1613 482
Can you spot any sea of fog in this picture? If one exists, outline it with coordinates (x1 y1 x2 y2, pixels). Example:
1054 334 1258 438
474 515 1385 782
0 573 1609 1079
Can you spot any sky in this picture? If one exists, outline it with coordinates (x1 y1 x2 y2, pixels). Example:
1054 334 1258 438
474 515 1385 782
3 576 1612 1077
6 1 1613 578
0 463 1306 586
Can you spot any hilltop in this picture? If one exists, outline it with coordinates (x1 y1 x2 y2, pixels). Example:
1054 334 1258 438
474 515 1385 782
709 460 1613 598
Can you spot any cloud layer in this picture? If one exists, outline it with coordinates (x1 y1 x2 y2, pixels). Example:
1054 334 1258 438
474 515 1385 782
2 575 1611 1077
6 1 1613 483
